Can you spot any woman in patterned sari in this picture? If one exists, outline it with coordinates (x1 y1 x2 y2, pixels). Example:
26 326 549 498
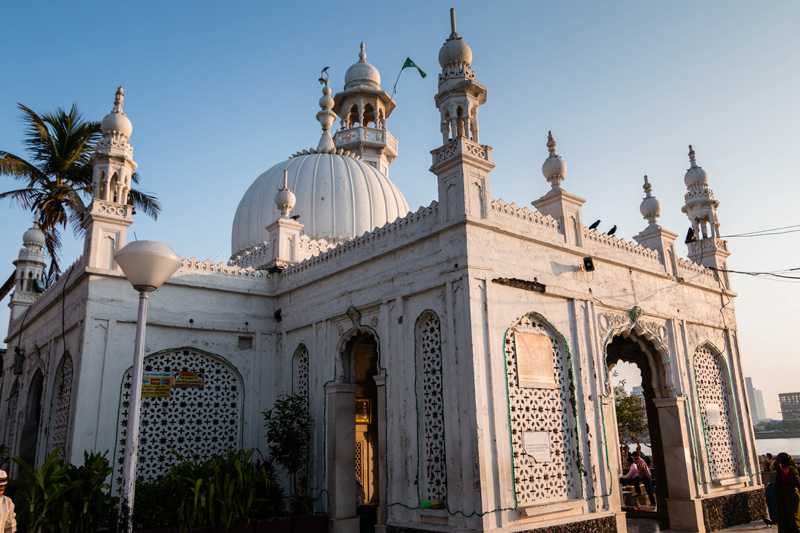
775 452 800 533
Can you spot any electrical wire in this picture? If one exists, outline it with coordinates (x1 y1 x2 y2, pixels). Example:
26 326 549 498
720 224 800 238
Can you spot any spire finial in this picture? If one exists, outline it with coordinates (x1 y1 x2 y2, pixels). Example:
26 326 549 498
359 41 366 62
113 86 124 113
639 175 661 226
547 130 557 156
275 169 296 218
316 70 336 150
688 145 697 168
449 8 459 40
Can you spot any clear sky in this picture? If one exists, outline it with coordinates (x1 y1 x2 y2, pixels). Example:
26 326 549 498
2 1 798 418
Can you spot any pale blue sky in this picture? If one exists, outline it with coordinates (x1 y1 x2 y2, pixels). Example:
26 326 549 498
2 1 798 418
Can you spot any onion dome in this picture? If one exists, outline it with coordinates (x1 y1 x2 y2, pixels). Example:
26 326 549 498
100 87 133 139
542 131 567 189
438 10 472 68
231 75 410 257
22 222 45 246
684 145 708 188
344 42 381 90
639 175 662 225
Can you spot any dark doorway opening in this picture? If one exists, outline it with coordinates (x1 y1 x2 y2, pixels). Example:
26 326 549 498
19 369 44 468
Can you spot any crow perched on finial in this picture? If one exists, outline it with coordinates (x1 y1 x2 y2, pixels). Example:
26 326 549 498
685 227 696 244
589 220 601 230
607 225 617 236
318 66 330 85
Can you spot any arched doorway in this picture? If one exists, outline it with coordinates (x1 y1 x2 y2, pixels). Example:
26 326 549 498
328 328 384 533
19 369 44 468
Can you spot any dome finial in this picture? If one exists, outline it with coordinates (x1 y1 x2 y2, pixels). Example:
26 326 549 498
688 145 697 168
547 130 557 156
542 131 567 189
275 169 296 218
316 71 337 151
359 42 366 62
640 175 662 226
113 86 124 113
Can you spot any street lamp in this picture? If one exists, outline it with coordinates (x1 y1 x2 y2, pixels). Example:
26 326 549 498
114 240 182 533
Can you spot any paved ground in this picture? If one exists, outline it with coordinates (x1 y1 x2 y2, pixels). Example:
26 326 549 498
626 517 774 533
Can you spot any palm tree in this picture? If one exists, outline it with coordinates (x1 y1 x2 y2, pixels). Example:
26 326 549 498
0 102 160 274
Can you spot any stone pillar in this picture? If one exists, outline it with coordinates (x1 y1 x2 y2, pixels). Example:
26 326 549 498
326 382 359 533
653 397 705 532
374 374 387 529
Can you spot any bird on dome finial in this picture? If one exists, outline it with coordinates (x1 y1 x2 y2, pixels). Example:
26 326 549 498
113 87 124 113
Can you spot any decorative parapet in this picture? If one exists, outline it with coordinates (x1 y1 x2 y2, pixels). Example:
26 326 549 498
283 201 439 278
296 235 333 259
688 238 728 255
583 227 662 263
180 258 267 280
334 127 397 153
228 243 270 270
96 137 133 156
676 257 717 281
489 198 559 232
431 138 492 167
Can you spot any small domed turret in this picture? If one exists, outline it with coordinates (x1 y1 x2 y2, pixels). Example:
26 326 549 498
100 87 133 139
344 43 381 90
22 221 46 246
438 9 472 68
684 145 708 188
542 131 567 189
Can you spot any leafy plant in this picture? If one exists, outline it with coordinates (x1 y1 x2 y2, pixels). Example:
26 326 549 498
64 451 115 532
263 394 315 516
133 477 180 530
12 448 78 533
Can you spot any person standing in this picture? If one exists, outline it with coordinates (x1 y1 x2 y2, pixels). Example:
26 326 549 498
632 451 655 506
0 470 16 533
774 452 800 533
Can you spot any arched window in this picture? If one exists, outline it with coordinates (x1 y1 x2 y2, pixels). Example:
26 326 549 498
693 344 743 479
415 311 446 502
504 313 579 505
4 380 20 451
363 103 376 127
48 353 74 456
114 348 243 487
348 104 359 128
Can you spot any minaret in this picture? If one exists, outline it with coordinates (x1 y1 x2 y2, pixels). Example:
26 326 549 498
430 9 495 222
333 43 398 176
82 87 136 271
9 219 47 324
531 132 586 246
633 176 679 276
681 146 730 286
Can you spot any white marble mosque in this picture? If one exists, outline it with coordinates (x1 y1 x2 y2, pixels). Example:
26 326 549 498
2 10 765 533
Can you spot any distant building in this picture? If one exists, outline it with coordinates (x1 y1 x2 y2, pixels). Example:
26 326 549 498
745 377 767 423
779 392 800 421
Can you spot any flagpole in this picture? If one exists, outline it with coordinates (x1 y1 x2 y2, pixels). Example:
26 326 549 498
391 70 403 100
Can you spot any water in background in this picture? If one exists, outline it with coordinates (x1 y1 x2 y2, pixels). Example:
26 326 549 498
755 437 800 457
630 437 800 459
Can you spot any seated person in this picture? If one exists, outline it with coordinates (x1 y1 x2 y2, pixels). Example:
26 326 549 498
620 456 639 490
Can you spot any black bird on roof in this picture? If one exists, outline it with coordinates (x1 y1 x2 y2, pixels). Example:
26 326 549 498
607 225 617 236
589 220 601 230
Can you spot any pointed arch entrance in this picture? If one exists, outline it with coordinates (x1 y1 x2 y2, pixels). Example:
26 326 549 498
327 316 386 533
604 319 703 532
19 369 44 467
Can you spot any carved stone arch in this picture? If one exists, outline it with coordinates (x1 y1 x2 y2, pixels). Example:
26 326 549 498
47 352 74 456
348 104 359 128
113 347 244 488
19 367 45 467
335 325 381 383
363 103 376 127
600 307 673 398
691 341 744 480
109 171 119 202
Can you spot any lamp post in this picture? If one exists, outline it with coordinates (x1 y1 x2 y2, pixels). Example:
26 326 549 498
114 240 182 533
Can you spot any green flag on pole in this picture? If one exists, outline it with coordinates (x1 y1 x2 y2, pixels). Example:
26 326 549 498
402 57 427 78
392 58 427 99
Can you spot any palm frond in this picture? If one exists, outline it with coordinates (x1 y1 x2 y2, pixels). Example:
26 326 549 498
128 187 161 219
0 151 47 185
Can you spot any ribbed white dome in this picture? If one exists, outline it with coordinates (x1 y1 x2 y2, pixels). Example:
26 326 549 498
231 153 410 256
